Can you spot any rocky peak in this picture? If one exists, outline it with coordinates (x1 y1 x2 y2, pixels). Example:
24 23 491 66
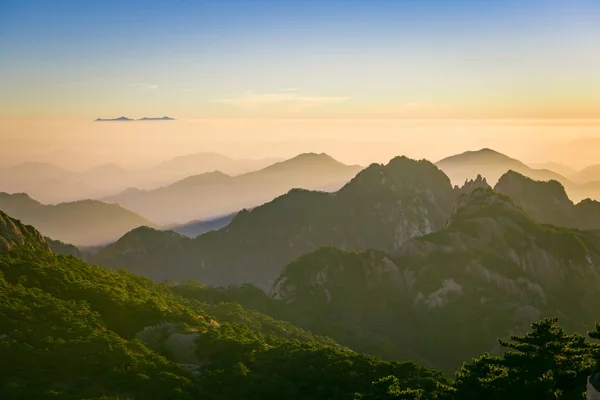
494 170 574 226
0 210 48 252
443 187 531 234
455 174 491 195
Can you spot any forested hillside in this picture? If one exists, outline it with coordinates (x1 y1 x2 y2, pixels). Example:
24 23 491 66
1 203 600 398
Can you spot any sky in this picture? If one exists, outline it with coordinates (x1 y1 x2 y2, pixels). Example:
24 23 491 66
2 0 600 120
1 0 600 170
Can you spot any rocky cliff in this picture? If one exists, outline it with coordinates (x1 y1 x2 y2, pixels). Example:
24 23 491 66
269 188 600 372
0 210 48 252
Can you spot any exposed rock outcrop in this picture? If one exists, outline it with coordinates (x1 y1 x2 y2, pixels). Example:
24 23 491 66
0 210 48 252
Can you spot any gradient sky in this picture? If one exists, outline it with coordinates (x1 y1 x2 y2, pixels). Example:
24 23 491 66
2 0 600 119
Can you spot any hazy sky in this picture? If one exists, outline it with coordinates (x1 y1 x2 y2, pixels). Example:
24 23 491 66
1 1 600 171
2 0 600 119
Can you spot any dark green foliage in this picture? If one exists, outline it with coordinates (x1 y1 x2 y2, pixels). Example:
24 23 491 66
45 236 82 257
454 318 600 400
0 241 450 399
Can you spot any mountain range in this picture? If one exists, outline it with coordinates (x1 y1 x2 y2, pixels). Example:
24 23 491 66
436 148 600 202
90 156 460 287
0 152 282 204
265 187 600 371
2 157 600 397
104 152 364 224
92 156 600 293
0 192 154 246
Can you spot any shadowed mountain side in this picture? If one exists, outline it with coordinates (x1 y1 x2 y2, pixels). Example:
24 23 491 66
104 153 364 224
0 192 156 246
92 156 457 288
494 170 600 230
265 188 600 372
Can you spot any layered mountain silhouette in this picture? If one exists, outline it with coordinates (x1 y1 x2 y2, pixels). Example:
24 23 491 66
0 192 155 246
104 153 364 224
92 156 457 287
573 164 600 184
437 148 600 202
0 152 282 203
167 212 238 237
266 187 600 372
437 148 571 187
92 156 600 293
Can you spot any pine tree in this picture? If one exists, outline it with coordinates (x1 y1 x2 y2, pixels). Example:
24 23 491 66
455 318 597 400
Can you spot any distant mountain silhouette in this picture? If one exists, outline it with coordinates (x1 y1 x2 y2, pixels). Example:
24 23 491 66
104 153 363 224
137 116 175 120
529 162 577 179
94 116 133 121
167 212 238 238
0 153 282 203
94 116 175 121
572 164 600 184
436 148 581 192
0 192 156 246
437 148 600 203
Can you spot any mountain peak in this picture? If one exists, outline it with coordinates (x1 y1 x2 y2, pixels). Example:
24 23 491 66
95 116 133 121
494 170 575 227
0 210 48 252
437 148 522 166
167 170 232 188
283 152 341 166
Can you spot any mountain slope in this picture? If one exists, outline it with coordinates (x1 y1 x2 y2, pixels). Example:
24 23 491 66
105 152 364 224
93 156 456 288
268 187 600 372
437 148 574 188
168 212 238 237
151 152 281 181
494 170 600 230
0 210 48 252
0 153 281 203
573 164 600 184
0 212 449 400
0 192 156 246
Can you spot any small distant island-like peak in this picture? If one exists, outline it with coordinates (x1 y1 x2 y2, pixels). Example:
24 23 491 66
94 116 175 121
138 116 175 121
95 116 133 121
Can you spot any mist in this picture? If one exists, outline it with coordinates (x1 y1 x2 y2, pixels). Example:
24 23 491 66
2 118 600 171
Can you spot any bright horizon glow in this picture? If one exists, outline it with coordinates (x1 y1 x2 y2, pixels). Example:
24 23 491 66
1 0 600 120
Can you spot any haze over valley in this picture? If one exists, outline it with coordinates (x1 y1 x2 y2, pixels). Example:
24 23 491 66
2 0 600 399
